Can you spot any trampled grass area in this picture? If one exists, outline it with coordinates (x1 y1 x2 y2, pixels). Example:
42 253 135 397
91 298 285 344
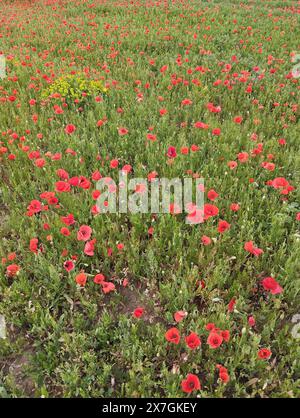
0 0 299 398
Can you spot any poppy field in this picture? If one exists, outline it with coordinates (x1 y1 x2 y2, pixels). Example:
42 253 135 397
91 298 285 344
0 0 300 398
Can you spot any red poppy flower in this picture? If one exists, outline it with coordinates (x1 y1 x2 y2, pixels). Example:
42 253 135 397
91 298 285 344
206 323 216 331
84 239 96 256
233 116 243 124
228 298 236 313
181 98 192 106
237 152 249 163
218 365 230 383
244 241 264 257
190 144 200 152
133 307 144 318
185 332 201 349
64 260 75 272
248 316 256 327
212 128 221 136
272 177 289 189
201 235 212 246
55 181 70 193
61 214 75 226
147 133 157 141
228 161 238 170
261 277 283 295
77 225 92 242
27 200 42 214
230 203 240 212
29 238 39 254
181 374 201 393
218 220 231 233
94 273 105 284
221 330 230 342
65 124 76 134
207 189 219 201
6 264 20 277
110 159 119 169
165 327 180 344
207 332 223 349
118 127 128 136
167 146 177 158
204 203 219 218
101 281 115 294
194 121 209 129
258 348 272 359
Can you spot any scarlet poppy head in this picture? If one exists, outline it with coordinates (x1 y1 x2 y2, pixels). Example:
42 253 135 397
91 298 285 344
185 332 201 349
65 124 76 134
165 327 180 344
258 348 272 359
133 307 144 318
77 225 92 242
207 332 223 349
6 264 20 277
167 146 177 158
118 127 128 136
261 277 283 295
181 374 201 393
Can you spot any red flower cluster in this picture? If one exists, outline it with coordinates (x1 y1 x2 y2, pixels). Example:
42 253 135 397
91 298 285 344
206 323 230 349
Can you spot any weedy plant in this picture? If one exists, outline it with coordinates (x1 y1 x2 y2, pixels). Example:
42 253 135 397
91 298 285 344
41 74 108 106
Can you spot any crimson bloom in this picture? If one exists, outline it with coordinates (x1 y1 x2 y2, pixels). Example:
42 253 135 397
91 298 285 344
272 177 289 189
204 203 219 218
181 374 201 393
118 127 128 136
27 200 42 214
165 327 180 344
244 241 264 257
167 146 177 158
185 332 201 349
218 220 231 233
261 277 283 295
212 128 221 136
201 235 212 246
65 124 76 134
64 260 75 272
77 225 92 241
55 181 70 193
194 121 209 129
101 281 115 294
6 264 20 277
207 332 223 349
94 273 105 284
84 239 96 256
233 116 243 124
248 316 256 327
29 238 39 254
217 365 230 383
228 298 236 313
133 307 144 318
207 189 219 201
258 348 272 359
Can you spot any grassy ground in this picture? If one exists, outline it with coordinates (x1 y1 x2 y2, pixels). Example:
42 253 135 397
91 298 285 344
0 0 299 398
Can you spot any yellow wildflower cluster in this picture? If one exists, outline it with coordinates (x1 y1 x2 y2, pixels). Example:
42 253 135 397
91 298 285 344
41 74 108 102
